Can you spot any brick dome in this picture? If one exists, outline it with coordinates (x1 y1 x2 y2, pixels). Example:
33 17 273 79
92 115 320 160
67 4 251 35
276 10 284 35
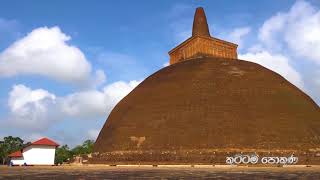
92 57 320 164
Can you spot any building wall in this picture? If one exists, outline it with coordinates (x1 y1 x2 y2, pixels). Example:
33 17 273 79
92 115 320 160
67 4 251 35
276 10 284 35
169 36 237 65
22 145 56 165
10 157 25 165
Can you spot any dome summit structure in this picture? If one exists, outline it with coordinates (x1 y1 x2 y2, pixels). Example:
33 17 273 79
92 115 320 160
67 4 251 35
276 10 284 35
169 7 238 65
92 7 320 165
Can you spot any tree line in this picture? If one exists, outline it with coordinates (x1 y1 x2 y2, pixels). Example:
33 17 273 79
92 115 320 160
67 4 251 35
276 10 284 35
0 136 94 165
54 140 94 165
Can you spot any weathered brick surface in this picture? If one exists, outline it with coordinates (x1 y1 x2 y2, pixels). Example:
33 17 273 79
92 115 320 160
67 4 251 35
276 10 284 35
169 36 238 64
90 150 320 165
93 57 320 164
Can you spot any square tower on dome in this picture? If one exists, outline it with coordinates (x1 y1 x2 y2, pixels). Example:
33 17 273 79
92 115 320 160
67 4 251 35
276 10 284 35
169 7 238 65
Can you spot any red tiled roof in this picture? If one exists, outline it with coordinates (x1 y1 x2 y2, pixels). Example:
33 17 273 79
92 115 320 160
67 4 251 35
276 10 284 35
8 150 22 157
31 137 59 147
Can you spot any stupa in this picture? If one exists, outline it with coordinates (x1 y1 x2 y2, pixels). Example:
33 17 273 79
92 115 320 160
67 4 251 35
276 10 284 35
92 7 320 165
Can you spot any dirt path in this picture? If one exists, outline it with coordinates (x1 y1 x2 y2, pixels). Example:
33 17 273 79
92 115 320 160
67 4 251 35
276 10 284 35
1 165 320 179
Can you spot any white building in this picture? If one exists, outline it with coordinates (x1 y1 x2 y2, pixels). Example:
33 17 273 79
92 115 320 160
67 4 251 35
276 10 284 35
9 137 59 166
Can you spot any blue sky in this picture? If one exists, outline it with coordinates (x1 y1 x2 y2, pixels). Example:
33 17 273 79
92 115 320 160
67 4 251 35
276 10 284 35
0 0 319 146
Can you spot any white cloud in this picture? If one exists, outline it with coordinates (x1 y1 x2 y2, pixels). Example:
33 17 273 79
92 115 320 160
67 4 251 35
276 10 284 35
258 12 286 50
0 26 95 84
238 0 320 103
60 90 107 118
103 80 140 103
0 26 140 143
4 80 141 132
7 84 57 131
61 80 140 118
93 69 107 87
258 0 320 64
239 51 303 89
224 27 251 48
9 85 56 112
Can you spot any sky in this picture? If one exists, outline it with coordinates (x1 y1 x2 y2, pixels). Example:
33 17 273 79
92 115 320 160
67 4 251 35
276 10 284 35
0 0 319 146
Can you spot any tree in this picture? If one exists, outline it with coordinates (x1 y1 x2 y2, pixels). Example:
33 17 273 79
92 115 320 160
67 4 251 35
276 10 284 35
82 140 94 154
54 140 95 165
0 136 24 165
55 145 72 165
71 140 95 156
0 141 4 165
0 137 95 165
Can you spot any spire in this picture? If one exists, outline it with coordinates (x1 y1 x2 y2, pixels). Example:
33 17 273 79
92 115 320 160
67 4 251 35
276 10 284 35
192 7 211 37
169 7 238 65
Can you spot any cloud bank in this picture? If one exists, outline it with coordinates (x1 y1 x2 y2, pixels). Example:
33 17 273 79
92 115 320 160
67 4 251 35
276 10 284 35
0 26 104 85
240 0 320 95
3 80 140 132
258 0 320 65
